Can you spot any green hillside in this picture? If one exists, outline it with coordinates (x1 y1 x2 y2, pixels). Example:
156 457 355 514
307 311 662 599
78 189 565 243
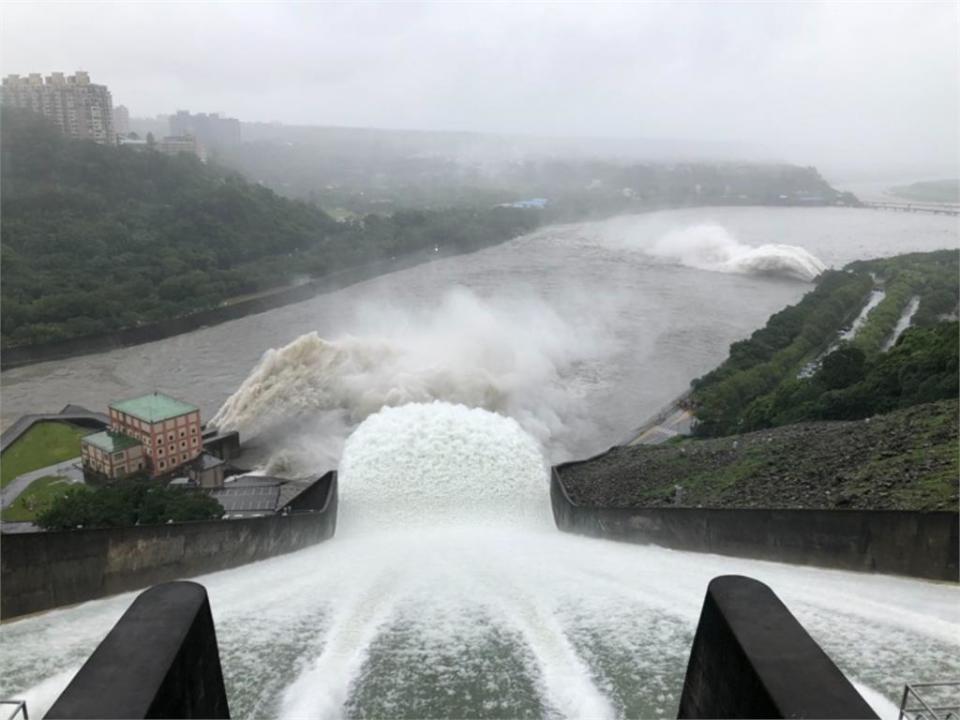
689 250 959 436
0 108 538 347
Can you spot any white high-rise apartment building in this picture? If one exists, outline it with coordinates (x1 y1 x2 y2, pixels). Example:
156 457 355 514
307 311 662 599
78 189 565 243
113 104 130 136
1 71 115 144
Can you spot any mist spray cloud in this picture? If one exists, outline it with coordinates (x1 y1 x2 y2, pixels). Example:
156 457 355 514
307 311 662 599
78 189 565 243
211 288 609 472
646 224 827 281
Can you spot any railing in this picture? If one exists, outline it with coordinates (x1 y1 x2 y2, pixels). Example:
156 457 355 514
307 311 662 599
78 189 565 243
0 700 28 720
899 681 960 720
862 201 960 216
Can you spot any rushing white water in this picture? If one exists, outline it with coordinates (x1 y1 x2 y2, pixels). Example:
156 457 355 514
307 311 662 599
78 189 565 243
2 209 958 718
840 288 887 341
337 402 551 532
883 295 921 350
646 224 827 281
210 287 610 470
3 401 957 720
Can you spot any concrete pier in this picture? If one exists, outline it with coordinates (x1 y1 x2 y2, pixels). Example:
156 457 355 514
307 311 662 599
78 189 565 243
678 575 876 719
46 582 229 719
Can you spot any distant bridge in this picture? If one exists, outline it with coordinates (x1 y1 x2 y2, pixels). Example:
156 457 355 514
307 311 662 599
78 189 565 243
861 200 959 216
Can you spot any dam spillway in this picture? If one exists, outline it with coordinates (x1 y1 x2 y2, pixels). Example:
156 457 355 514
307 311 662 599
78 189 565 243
2 210 959 718
2 402 957 719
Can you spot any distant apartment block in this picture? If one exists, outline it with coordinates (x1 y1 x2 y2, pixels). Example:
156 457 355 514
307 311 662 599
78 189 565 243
170 110 241 151
81 392 204 480
118 133 205 161
157 134 205 160
113 104 130 135
1 71 114 143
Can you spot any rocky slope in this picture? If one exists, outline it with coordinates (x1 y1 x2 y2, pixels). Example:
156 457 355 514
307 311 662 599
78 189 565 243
558 399 958 511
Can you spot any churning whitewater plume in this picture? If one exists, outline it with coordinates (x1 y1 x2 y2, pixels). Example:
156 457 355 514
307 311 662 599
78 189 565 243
338 402 551 533
211 288 605 472
279 400 616 720
4 404 957 719
648 224 827 281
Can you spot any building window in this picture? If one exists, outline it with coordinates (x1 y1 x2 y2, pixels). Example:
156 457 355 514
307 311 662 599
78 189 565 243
191 438 197 446
191 427 197 434
181 453 187 461
179 430 185 438
159 461 166 469
180 441 186 449
158 448 164 456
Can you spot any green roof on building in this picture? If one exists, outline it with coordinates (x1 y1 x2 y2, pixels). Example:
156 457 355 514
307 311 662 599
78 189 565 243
82 431 142 453
110 393 198 423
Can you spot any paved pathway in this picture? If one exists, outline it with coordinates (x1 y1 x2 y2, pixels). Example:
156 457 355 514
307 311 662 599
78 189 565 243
629 407 694 445
1 457 85 510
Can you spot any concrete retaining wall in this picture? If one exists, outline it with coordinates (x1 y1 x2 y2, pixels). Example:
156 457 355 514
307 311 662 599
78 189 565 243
551 471 958 581
1 472 338 619
0 408 109 452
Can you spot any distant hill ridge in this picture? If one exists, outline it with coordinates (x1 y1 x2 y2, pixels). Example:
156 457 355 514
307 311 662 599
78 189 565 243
889 179 960 204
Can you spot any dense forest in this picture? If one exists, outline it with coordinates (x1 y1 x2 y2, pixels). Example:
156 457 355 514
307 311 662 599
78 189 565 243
690 250 959 436
0 108 539 347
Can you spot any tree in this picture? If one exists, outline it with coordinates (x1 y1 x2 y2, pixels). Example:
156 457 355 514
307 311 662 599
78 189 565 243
35 483 224 530
1 106 539 348
817 345 866 390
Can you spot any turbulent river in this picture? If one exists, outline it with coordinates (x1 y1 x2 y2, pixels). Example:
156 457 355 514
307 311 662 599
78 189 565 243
1 207 958 718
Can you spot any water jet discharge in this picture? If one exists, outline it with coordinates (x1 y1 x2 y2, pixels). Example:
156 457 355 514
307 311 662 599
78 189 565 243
5 400 956 719
2 211 958 719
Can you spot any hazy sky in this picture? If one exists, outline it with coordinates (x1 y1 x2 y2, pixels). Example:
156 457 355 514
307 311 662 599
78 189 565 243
2 2 957 179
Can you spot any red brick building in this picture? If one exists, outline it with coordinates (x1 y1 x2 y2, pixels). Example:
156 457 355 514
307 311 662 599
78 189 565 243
81 392 203 479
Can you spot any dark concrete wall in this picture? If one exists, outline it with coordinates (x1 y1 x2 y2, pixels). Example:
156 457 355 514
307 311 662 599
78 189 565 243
46 581 229 719
202 431 241 461
1 473 337 619
282 473 334 513
551 471 958 581
678 575 877 719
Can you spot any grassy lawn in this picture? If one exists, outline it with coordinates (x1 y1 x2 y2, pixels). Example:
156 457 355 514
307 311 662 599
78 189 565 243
1 421 90 488
1 475 74 522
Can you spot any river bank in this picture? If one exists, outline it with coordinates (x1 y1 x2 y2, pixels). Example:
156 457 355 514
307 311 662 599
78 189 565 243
2 201 869 372
1 245 461 370
560 399 958 511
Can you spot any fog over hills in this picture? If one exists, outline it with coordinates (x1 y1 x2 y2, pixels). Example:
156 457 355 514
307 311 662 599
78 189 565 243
3 2 956 182
238 122 767 165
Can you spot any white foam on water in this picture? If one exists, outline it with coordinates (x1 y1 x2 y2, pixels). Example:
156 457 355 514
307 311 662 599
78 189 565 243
646 224 827 281
840 288 887 341
210 288 608 471
3 399 957 719
338 402 551 533
883 295 921 350
853 681 902 720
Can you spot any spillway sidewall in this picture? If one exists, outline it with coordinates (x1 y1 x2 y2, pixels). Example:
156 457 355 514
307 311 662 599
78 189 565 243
0 476 338 619
551 474 959 581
